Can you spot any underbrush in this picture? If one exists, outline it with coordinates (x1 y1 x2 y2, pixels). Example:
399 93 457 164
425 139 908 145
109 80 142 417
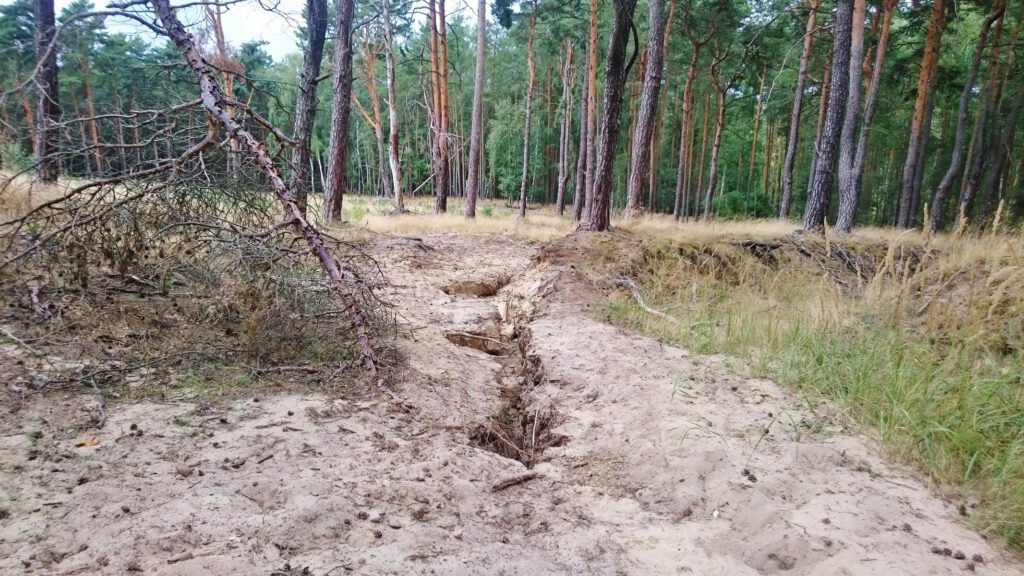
0 178 391 403
565 229 1024 550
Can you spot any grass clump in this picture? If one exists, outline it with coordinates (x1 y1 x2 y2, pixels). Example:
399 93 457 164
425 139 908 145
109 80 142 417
587 230 1024 550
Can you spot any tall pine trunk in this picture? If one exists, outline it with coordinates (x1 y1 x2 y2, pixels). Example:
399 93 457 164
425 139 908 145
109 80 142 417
324 0 355 224
518 4 539 218
572 58 590 221
701 76 727 220
464 0 485 217
582 0 600 219
927 2 1004 230
433 0 452 212
838 0 895 232
383 0 405 212
673 45 702 219
803 0 854 233
290 0 327 216
779 0 818 218
34 0 59 183
555 41 575 216
897 0 946 228
834 0 867 234
586 0 639 231
625 0 668 215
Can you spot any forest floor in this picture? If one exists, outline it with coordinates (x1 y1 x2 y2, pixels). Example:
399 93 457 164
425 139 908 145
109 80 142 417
2 218 1023 575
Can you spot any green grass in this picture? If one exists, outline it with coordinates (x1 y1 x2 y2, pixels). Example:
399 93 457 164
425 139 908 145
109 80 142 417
594 235 1024 550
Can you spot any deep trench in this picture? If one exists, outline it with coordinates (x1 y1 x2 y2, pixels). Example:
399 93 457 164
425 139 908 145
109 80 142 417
444 275 568 468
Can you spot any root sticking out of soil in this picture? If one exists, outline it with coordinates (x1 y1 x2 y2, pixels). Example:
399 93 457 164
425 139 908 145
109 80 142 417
470 386 566 467
470 332 567 467
444 331 506 355
441 276 510 297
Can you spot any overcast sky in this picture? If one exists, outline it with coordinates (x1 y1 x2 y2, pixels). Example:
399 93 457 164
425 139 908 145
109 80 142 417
2 0 308 59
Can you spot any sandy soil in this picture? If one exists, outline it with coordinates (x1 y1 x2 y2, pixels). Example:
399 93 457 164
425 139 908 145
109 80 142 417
1 232 1020 575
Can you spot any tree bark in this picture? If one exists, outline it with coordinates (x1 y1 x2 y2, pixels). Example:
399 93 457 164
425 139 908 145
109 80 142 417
897 0 946 228
324 0 355 224
978 87 1023 229
34 0 59 183
673 43 704 219
803 0 854 233
518 3 539 218
150 0 377 372
625 0 667 216
464 0 485 217
926 2 1003 230
382 0 405 213
290 0 328 216
572 57 589 221
836 0 894 233
555 41 575 216
694 91 711 218
582 0 600 219
779 0 818 218
747 69 765 192
585 0 639 231
702 77 727 220
834 0 867 234
432 0 452 213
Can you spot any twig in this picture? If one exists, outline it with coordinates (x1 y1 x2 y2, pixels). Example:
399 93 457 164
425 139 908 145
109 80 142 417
88 377 107 429
491 471 539 493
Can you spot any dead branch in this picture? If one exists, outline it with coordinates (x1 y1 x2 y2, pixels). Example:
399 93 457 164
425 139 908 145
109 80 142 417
491 471 539 492
150 0 379 373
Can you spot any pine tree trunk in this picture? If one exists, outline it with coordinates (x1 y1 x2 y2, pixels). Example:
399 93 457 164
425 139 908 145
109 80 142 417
978 87 1023 229
324 0 355 224
779 0 818 218
582 0 600 219
803 0 854 233
518 4 539 219
382 0 405 213
290 0 327 216
695 92 711 218
838 0 894 232
897 0 946 228
586 0 639 231
834 0 868 234
926 2 1003 230
34 0 59 183
434 0 452 213
748 70 765 192
112 89 128 173
82 63 104 176
555 41 575 216
464 0 485 217
572 59 589 221
701 82 727 220
673 46 702 219
803 56 831 216
625 0 668 216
